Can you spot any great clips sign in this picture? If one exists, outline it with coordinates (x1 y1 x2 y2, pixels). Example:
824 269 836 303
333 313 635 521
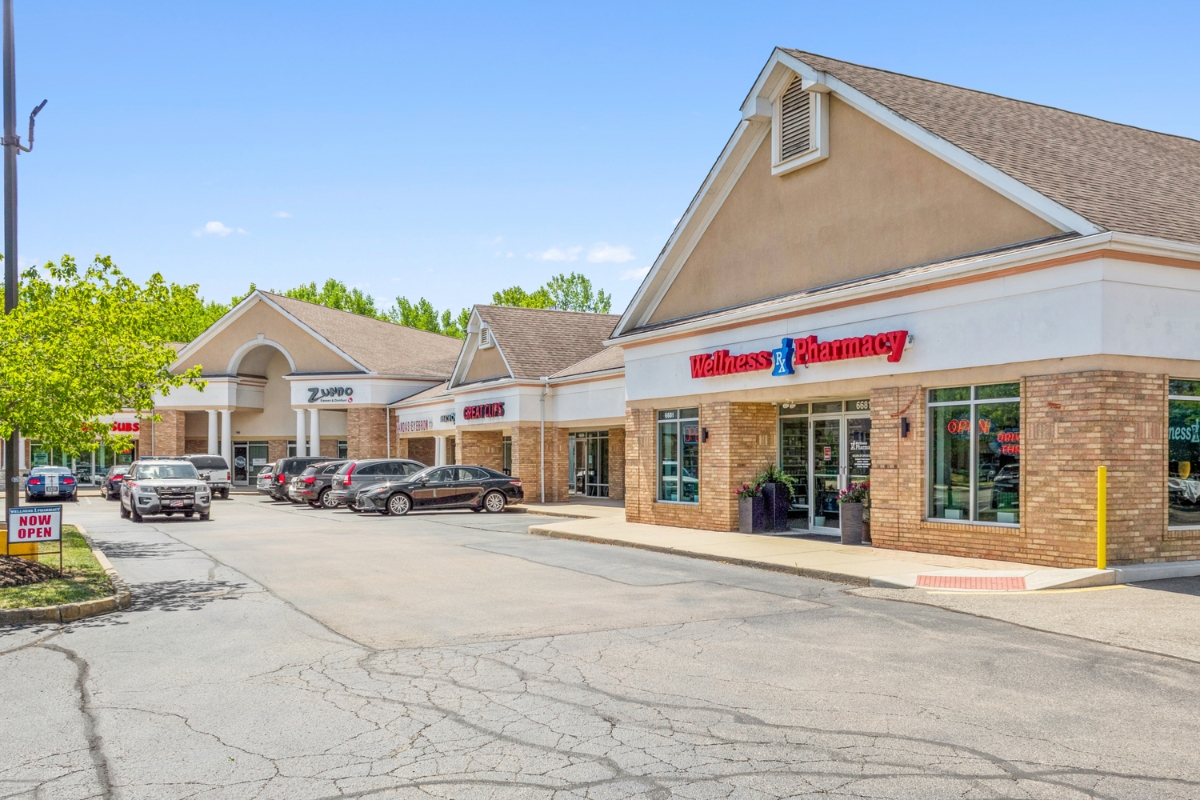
462 402 505 420
690 330 909 379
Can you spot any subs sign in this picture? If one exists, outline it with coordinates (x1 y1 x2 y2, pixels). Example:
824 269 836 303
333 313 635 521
8 505 62 543
307 386 355 404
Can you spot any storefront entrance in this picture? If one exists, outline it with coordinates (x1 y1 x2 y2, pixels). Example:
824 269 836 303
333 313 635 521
779 400 871 535
232 441 270 484
569 431 609 497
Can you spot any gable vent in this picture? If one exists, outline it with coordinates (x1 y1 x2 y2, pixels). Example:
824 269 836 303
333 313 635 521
779 79 812 160
478 327 494 349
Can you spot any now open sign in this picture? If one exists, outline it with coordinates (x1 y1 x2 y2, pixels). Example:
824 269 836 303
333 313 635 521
7 506 62 543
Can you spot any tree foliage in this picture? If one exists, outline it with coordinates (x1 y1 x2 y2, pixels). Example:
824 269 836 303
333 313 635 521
275 279 386 320
0 256 204 455
388 298 471 339
146 281 229 343
492 272 612 313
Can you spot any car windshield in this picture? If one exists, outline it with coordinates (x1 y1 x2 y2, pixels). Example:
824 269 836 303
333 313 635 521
334 462 355 475
110 466 130 475
136 463 199 480
408 466 438 481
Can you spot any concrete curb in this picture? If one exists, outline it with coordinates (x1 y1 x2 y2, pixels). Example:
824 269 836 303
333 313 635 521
526 523 868 586
0 524 132 626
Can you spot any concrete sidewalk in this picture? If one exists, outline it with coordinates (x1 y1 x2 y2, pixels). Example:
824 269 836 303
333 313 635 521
523 513 1200 591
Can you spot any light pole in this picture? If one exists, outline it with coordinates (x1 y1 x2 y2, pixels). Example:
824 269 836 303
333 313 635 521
3 0 46 512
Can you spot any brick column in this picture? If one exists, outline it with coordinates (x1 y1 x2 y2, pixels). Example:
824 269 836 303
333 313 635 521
868 386 924 550
548 427 569 502
268 439 287 462
509 425 570 503
320 438 339 458
392 438 409 459
624 402 773 531
150 408 187 456
347 406 388 459
608 427 626 500
460 430 504 472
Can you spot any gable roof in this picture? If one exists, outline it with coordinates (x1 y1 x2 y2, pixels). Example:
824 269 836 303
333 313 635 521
474 305 620 380
785 50 1200 246
262 292 462 377
614 48 1200 339
551 345 624 379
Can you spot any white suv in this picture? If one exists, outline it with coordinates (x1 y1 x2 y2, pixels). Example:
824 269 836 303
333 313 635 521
120 460 212 523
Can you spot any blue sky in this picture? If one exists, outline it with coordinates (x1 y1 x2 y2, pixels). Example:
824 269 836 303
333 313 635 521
14 1 1200 314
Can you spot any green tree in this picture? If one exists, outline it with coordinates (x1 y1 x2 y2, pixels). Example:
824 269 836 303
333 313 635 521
276 279 384 319
388 298 471 339
492 272 612 313
544 272 612 313
0 255 204 457
491 285 553 309
147 281 230 343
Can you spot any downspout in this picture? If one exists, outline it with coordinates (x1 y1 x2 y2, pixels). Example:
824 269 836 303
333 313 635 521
540 376 549 504
386 407 391 458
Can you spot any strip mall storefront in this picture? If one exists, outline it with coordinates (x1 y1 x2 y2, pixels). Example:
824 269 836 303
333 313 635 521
610 48 1200 568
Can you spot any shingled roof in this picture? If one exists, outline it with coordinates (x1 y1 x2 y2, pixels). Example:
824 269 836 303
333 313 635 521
551 346 624 379
263 292 463 377
474 305 620 380
786 50 1200 245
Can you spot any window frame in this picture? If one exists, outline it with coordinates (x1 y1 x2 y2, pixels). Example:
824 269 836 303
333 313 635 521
1168 379 1200 530
771 78 829 176
926 383 1021 527
657 408 700 505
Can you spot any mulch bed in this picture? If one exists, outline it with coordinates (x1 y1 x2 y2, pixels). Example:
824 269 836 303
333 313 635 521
0 555 60 588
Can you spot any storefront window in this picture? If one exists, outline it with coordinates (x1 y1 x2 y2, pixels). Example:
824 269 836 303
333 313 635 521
338 440 348 459
502 436 512 476
658 408 699 503
928 383 1020 524
1168 380 1200 527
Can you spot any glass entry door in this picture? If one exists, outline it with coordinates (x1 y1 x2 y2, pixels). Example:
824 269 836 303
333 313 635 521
811 418 842 532
233 443 249 484
570 431 610 497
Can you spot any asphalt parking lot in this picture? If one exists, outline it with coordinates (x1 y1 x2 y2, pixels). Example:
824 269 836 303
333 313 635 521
3 493 1199 799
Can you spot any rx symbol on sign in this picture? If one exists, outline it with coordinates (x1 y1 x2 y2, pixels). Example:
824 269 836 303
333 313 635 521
771 338 795 376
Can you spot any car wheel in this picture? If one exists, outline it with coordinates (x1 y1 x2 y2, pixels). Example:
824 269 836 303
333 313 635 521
131 506 144 523
24 495 31 503
319 488 337 509
387 493 411 516
120 501 130 519
220 488 229 500
184 511 194 518
199 512 210 521
483 491 506 514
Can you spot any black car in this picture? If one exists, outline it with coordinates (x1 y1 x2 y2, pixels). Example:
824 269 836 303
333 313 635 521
290 460 348 508
265 456 328 501
355 465 523 516
327 458 426 509
102 464 131 500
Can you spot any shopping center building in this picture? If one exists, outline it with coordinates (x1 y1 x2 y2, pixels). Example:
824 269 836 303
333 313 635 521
607 49 1200 568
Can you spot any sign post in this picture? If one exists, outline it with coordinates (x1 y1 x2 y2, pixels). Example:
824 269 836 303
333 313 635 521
7 504 63 573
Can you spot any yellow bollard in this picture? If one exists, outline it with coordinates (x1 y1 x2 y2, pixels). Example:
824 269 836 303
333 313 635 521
1097 466 1107 570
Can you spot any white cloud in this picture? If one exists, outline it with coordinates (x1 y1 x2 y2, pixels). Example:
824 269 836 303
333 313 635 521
273 211 292 218
531 246 583 262
620 266 650 281
587 243 635 264
194 220 233 237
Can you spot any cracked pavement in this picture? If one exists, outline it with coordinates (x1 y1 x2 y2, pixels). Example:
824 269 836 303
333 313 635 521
2 495 1199 799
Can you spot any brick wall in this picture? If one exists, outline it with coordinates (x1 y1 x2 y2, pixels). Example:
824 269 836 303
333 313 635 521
347 407 388 459
150 409 187 456
268 439 287 463
320 438 339 458
626 402 775 531
511 425 570 503
608 427 626 500
184 438 208 455
409 437 435 466
460 430 504 472
865 371 1188 568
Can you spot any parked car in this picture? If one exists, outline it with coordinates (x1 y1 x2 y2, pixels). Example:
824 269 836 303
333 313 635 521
264 456 328 501
24 466 79 503
327 458 426 509
181 454 232 499
101 464 131 500
288 460 349 508
119 459 212 522
257 464 276 495
355 465 523 516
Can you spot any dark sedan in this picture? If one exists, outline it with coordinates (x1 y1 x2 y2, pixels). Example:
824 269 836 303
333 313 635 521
290 460 348 508
102 464 131 500
355 465 523 516
25 466 79 502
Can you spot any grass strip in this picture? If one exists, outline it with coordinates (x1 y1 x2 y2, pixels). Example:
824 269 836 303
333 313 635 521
0 526 113 609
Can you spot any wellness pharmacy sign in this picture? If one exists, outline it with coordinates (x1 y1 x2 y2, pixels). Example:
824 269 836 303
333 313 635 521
690 330 909 379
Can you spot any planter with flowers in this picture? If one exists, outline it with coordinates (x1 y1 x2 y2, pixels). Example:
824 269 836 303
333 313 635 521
753 464 798 533
837 481 870 545
736 483 767 534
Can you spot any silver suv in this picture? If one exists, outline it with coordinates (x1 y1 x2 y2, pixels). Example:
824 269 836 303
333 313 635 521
120 459 212 523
